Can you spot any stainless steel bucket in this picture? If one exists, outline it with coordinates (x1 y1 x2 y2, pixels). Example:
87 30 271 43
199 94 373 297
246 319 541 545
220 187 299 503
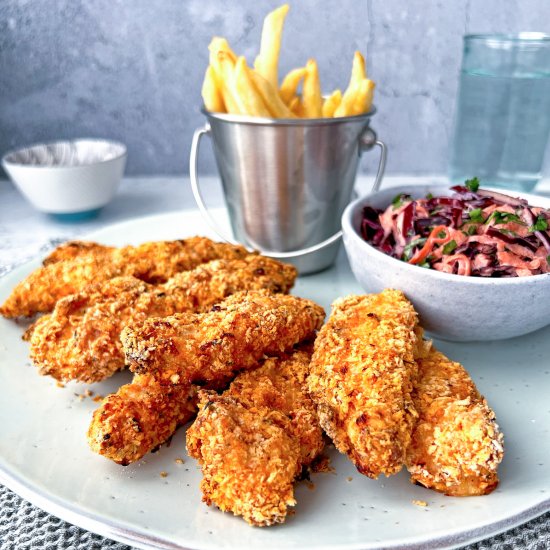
190 109 387 274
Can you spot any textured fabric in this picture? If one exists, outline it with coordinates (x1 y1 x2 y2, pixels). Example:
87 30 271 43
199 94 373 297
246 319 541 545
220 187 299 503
1 484 549 549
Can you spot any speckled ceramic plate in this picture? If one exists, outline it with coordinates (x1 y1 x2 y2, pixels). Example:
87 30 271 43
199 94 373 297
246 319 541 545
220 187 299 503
1 209 549 550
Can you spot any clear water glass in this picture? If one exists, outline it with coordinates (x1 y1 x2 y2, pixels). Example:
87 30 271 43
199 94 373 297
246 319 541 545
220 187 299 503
449 33 550 192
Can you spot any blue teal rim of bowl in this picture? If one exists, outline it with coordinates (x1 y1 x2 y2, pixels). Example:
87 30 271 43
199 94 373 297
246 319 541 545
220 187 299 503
1 139 127 169
48 208 102 222
341 183 550 286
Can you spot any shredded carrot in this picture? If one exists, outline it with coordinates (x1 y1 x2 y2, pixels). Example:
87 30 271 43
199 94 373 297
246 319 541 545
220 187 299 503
409 225 450 265
446 254 472 276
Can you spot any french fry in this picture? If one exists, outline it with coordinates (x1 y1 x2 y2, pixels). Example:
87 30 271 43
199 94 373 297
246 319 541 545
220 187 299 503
350 51 367 84
249 70 295 118
289 96 302 116
354 79 375 115
234 57 272 117
302 59 323 118
322 89 342 118
208 37 237 68
279 67 306 105
201 65 225 113
217 52 243 114
254 4 290 88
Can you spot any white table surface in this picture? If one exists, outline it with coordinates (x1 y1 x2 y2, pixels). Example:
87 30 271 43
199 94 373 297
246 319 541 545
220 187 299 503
1 174 550 550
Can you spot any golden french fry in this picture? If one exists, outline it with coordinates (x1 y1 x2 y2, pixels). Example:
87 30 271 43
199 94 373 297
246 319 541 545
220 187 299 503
334 51 369 117
302 59 322 118
234 57 272 117
364 79 375 113
216 52 243 114
322 89 342 118
349 51 367 85
288 96 302 116
279 67 306 105
358 79 375 114
208 37 237 68
201 65 226 113
249 70 295 118
254 4 290 88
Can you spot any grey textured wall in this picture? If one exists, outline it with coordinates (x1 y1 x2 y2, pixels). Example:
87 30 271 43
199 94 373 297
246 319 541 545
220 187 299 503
1 0 549 176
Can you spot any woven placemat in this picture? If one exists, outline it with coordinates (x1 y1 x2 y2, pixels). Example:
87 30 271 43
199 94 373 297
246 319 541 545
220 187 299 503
1 483 549 550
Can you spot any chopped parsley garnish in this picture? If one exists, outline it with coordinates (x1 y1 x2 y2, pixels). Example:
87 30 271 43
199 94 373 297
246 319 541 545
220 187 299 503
547 255 550 265
469 208 485 223
528 215 549 232
418 261 431 269
437 230 447 239
425 192 434 200
442 240 457 255
487 211 521 225
401 238 427 261
391 193 412 210
463 224 478 236
465 177 480 192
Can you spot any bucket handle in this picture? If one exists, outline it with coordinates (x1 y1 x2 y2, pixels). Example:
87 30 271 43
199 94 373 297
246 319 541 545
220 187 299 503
189 123 387 258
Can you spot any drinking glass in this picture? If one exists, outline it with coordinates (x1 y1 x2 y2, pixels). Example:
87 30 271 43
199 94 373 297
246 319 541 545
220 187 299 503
449 33 550 192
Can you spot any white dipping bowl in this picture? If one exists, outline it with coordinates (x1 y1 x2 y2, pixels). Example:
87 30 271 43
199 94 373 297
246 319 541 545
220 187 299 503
2 139 127 221
342 184 550 341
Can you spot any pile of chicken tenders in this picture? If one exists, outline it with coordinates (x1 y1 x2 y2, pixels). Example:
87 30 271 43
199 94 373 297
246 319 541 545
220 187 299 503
0 237 504 527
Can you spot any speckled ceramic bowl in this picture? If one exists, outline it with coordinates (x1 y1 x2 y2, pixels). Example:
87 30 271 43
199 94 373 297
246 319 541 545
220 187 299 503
2 139 126 221
342 184 550 341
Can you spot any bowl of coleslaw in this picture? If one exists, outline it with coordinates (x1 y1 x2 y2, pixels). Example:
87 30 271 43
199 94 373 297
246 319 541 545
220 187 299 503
341 182 550 341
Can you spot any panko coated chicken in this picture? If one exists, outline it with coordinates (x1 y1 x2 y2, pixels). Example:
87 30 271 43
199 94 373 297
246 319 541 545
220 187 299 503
0 237 250 318
88 373 197 465
88 290 325 464
308 290 428 478
122 289 325 385
27 256 296 383
187 349 324 527
406 348 504 496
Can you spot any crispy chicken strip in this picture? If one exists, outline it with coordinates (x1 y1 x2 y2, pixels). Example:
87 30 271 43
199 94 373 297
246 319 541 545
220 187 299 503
122 290 325 386
27 256 297 383
88 291 324 464
406 348 504 496
187 349 324 527
87 374 197 465
308 290 427 478
42 241 115 265
0 237 250 318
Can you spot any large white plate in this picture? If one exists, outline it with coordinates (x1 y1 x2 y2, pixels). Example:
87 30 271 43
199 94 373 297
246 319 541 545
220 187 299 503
1 209 549 550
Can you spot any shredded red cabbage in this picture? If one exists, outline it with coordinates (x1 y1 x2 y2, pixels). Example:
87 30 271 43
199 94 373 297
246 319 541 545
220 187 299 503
360 183 550 277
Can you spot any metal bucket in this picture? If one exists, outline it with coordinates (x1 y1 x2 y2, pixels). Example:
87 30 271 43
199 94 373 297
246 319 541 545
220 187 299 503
190 108 386 274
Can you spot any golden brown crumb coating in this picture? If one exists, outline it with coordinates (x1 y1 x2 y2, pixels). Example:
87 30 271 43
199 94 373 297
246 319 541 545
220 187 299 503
406 348 504 496
308 290 424 478
186 349 324 526
42 241 115 265
88 291 324 465
87 374 197 465
0 237 250 318
27 256 297 383
122 290 325 386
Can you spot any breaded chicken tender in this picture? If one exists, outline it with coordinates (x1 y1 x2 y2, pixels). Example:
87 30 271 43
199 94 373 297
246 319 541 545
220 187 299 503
0 237 250 318
27 256 296 383
88 291 324 464
308 290 426 478
88 374 197 465
122 290 325 386
42 241 115 265
406 348 504 496
187 349 324 527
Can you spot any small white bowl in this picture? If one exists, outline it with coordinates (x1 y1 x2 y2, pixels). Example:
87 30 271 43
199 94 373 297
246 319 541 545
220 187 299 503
2 139 127 221
342 184 550 341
